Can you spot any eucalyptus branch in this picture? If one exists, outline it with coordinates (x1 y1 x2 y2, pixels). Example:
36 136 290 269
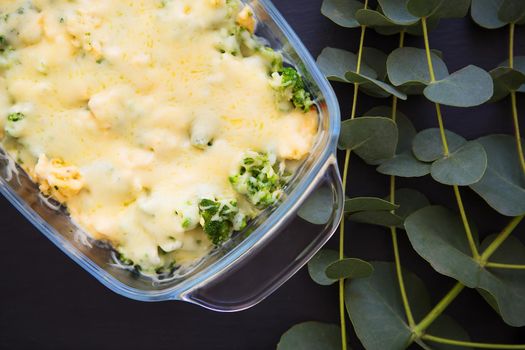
422 334 525 349
421 16 480 261
485 262 525 270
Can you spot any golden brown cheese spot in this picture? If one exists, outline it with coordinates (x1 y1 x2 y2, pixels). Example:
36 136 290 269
33 155 85 203
236 6 256 33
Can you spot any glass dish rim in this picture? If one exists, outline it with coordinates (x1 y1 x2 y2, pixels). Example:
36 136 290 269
0 0 341 302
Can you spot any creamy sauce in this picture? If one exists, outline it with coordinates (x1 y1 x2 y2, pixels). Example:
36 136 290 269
0 0 318 273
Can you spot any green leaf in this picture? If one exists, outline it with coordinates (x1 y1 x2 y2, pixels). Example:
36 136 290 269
424 65 494 107
349 210 404 228
470 134 525 216
377 153 432 177
499 56 525 93
378 0 420 25
431 141 488 186
498 0 525 23
298 186 334 225
404 15 441 35
433 0 472 19
277 322 344 350
405 206 525 327
363 47 389 81
321 0 364 28
345 71 408 99
422 315 474 350
339 117 399 165
406 0 443 18
389 188 431 219
362 106 415 153
307 249 339 286
387 47 449 94
471 0 506 29
317 47 377 83
345 197 399 213
325 258 374 279
412 128 467 162
356 8 397 27
489 67 525 102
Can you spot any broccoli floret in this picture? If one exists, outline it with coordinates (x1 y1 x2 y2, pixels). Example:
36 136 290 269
258 46 283 73
0 36 8 53
229 152 289 209
199 198 247 245
270 67 314 112
7 112 24 122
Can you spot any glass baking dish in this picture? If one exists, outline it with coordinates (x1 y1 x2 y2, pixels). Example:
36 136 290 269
0 0 342 312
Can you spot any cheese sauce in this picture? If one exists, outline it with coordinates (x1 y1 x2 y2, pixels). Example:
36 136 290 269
0 0 318 273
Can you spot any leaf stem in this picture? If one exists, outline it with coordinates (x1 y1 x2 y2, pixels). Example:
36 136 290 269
509 22 525 175
480 215 524 264
413 282 464 335
422 334 525 349
509 23 515 69
421 17 480 260
485 262 525 270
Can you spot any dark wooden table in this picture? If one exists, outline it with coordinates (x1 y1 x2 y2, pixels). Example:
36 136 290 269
1 1 524 349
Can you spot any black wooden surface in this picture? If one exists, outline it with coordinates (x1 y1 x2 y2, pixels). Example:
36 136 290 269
1 1 524 349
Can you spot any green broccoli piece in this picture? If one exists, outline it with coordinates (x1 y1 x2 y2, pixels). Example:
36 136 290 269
7 112 24 122
270 67 314 112
258 46 283 73
0 36 8 53
229 152 288 209
199 198 247 245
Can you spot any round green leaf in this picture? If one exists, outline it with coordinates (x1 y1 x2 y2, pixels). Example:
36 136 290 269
317 47 377 83
470 134 525 216
363 47 389 81
307 249 339 286
387 47 449 94
298 186 334 225
339 117 399 165
489 67 525 102
277 322 343 350
349 210 404 228
321 0 364 28
471 0 506 29
378 0 420 25
433 0 472 19
377 153 432 177
345 197 399 213
431 141 488 186
345 71 408 99
388 188 431 219
406 0 443 18
412 128 467 162
325 258 374 279
498 0 525 23
356 8 398 27
424 65 494 107
499 56 525 93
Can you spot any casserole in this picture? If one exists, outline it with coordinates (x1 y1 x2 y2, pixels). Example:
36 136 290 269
0 0 342 311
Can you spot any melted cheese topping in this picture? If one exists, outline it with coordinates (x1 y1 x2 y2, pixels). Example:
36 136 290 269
0 0 318 272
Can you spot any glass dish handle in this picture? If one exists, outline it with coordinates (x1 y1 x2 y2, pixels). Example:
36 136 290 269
182 156 343 312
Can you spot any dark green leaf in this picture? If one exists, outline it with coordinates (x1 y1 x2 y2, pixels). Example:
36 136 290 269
498 0 525 23
325 258 374 279
489 67 525 102
378 0 420 25
339 117 399 165
387 47 449 94
321 0 364 28
356 8 398 27
363 47 389 81
431 141 488 186
317 47 377 82
423 315 474 350
277 322 344 350
345 197 399 213
499 56 525 93
377 153 432 177
389 188 431 219
424 65 494 107
308 249 340 286
470 134 525 216
471 0 506 29
346 71 408 99
434 0 472 19
349 210 404 228
298 186 334 225
406 0 443 18
412 128 467 162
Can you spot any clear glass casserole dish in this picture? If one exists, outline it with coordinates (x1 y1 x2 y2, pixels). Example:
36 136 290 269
0 0 342 312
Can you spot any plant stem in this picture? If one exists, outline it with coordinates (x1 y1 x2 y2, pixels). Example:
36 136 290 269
422 334 525 349
421 17 480 260
509 23 515 69
480 215 524 264
485 262 525 270
338 2 369 348
413 282 464 335
509 22 525 175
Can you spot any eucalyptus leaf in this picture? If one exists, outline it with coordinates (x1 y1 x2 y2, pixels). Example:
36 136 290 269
406 0 443 18
362 107 414 152
277 322 344 350
346 71 408 99
423 315 474 350
388 188 431 219
377 153 432 177
470 135 525 216
405 206 525 327
321 0 364 28
345 197 399 213
339 117 399 165
308 249 340 286
317 47 377 82
433 0 472 19
298 186 334 225
349 210 404 228
412 129 467 162
404 15 441 35
431 141 488 186
363 47 389 81
499 56 525 93
356 8 397 27
387 47 449 94
471 0 506 29
498 0 525 24
424 65 494 107
489 67 525 102
325 258 374 280
378 0 420 25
